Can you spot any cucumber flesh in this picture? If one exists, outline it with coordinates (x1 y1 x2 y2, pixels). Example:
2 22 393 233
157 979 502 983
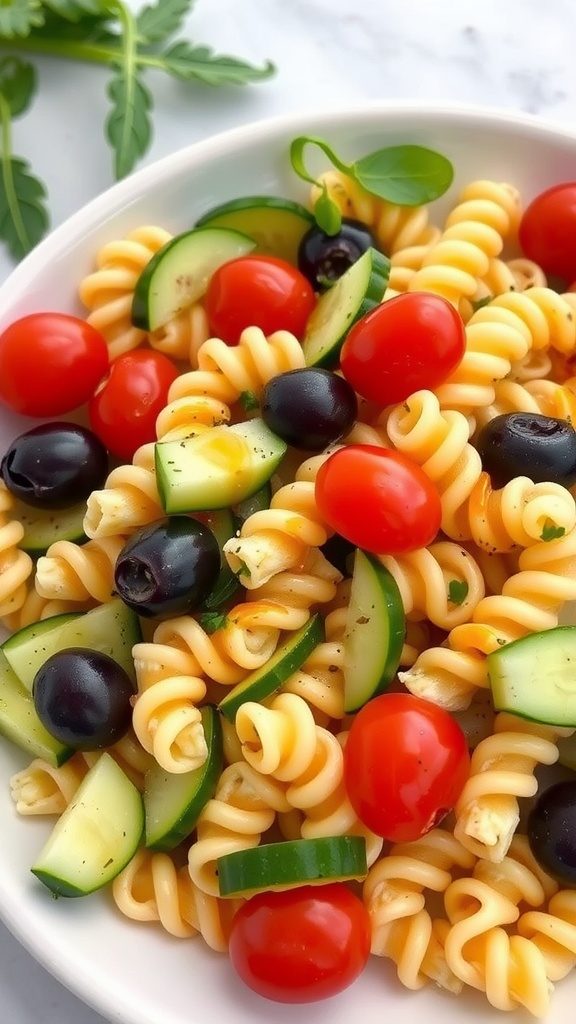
155 418 287 514
31 753 143 897
196 509 240 611
13 497 87 556
2 598 142 693
343 550 405 713
0 650 73 766
302 246 390 368
131 226 256 331
219 614 324 722
144 705 223 851
217 835 367 897
487 625 576 726
195 196 314 264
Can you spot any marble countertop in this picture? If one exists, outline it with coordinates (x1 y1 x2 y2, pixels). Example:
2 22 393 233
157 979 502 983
1 0 576 1020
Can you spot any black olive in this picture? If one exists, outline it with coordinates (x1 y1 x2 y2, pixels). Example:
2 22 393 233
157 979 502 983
32 648 133 750
1 423 109 509
475 412 576 488
261 368 358 451
114 516 221 618
527 780 576 886
320 533 356 576
298 217 377 291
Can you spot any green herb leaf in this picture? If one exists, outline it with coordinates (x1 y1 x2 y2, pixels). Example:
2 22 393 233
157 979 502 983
239 390 260 413
198 610 228 634
159 41 275 84
136 0 193 44
106 67 153 178
353 145 454 206
314 183 342 235
448 579 469 606
0 149 49 261
541 524 566 542
0 55 36 117
471 293 494 313
0 0 44 38
43 0 107 23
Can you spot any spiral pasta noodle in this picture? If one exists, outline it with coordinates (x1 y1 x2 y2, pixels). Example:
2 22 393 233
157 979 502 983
467 472 576 553
0 483 33 619
112 848 243 949
149 301 210 365
1 584 91 633
518 889 576 987
10 751 100 815
78 226 172 360
279 606 346 722
83 442 161 541
380 539 486 630
34 533 127 604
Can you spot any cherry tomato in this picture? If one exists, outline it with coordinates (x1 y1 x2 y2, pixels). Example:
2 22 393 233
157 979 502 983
519 183 576 282
314 444 441 554
344 692 470 843
205 255 316 346
339 292 466 406
228 883 371 1003
89 349 179 461
0 312 109 417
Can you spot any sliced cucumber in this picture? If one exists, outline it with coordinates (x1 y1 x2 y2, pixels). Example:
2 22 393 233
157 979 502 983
31 753 143 897
219 614 324 722
155 418 287 514
131 226 256 331
487 625 576 726
302 246 390 368
217 835 367 897
0 650 73 766
13 497 87 557
195 196 314 264
2 598 142 693
196 508 240 611
144 705 223 851
343 550 405 713
232 481 272 524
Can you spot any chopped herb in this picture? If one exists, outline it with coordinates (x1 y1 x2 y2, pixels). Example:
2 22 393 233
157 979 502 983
448 579 469 606
541 524 566 542
198 610 228 634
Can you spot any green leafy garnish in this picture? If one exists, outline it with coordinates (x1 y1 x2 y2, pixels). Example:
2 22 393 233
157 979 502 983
448 579 469 606
290 134 454 235
198 610 228 634
470 293 494 313
239 390 260 413
0 57 49 259
0 0 276 260
541 524 566 542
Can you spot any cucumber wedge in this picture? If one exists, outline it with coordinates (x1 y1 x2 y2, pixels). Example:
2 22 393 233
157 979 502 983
196 509 240 611
131 226 256 331
195 196 314 264
31 753 143 897
217 835 367 897
2 598 142 693
155 418 287 514
302 246 390 367
144 705 223 851
13 497 87 557
219 614 324 722
0 650 73 766
487 625 576 727
343 550 405 713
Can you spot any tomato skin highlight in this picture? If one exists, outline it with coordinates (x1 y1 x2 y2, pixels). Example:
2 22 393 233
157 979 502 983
314 444 442 554
0 312 109 417
205 254 316 345
519 183 576 282
228 883 371 1003
343 692 471 843
89 349 179 462
339 291 466 405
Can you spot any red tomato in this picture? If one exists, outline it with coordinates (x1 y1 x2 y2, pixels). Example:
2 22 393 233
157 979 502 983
340 292 466 406
0 312 109 417
228 883 371 1003
315 444 441 554
89 349 179 461
344 692 470 843
205 255 316 345
519 183 576 282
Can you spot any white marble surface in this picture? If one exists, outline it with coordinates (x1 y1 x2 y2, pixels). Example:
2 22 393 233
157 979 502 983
1 0 576 1019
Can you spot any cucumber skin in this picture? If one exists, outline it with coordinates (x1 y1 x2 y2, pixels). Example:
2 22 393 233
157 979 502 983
218 615 324 723
195 196 314 264
487 625 576 727
145 705 223 852
0 651 73 766
217 835 367 897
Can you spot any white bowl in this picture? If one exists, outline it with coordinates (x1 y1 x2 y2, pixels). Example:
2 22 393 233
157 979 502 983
1 102 576 1024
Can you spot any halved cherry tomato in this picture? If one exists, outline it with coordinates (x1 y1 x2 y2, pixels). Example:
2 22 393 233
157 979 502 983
205 254 316 346
89 349 179 461
0 312 109 417
519 183 576 282
344 692 470 843
339 291 466 406
228 883 371 1003
314 444 442 554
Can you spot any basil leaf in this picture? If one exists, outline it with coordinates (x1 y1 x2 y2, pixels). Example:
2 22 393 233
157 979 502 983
0 55 36 117
353 144 454 206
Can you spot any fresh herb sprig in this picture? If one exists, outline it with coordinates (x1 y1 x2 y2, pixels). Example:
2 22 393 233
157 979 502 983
290 135 454 235
0 0 275 259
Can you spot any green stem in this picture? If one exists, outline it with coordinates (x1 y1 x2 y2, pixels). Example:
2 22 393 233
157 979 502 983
0 33 167 72
0 93 30 255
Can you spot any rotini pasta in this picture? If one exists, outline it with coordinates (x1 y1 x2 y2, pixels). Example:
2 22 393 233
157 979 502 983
0 483 33 619
34 533 127 604
83 442 161 540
